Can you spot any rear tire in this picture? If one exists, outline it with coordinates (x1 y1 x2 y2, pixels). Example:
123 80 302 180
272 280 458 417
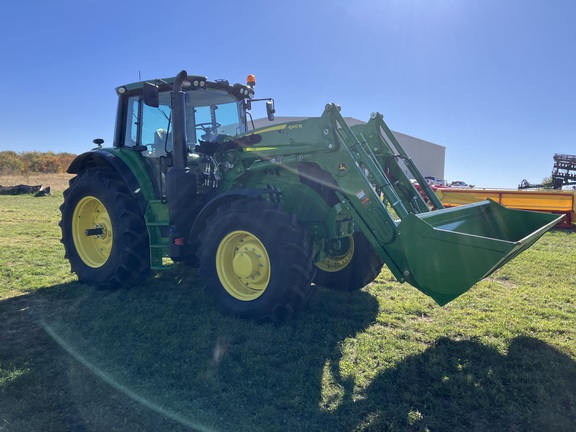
197 199 314 322
59 167 150 289
313 232 384 291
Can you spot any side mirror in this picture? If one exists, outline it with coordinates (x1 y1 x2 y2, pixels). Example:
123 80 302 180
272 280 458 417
266 100 275 121
143 82 160 108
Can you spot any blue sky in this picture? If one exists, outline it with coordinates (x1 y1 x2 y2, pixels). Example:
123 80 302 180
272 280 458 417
1 0 574 188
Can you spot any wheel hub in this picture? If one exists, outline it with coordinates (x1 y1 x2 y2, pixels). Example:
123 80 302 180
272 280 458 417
216 230 271 300
232 251 261 278
315 236 355 272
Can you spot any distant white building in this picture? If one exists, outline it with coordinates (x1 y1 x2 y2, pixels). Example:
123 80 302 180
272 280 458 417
252 116 445 181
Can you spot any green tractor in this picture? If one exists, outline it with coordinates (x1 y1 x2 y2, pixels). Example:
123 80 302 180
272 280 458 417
60 70 562 321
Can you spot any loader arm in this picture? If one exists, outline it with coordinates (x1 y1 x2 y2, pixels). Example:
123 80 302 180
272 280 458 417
306 104 562 304
306 103 430 286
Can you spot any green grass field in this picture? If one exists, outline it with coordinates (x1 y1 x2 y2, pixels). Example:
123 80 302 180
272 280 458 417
1 193 575 431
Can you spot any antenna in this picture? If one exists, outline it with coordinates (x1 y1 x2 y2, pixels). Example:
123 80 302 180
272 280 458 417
139 70 141 81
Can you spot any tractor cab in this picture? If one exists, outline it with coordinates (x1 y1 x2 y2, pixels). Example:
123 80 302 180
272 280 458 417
112 73 274 200
116 78 251 158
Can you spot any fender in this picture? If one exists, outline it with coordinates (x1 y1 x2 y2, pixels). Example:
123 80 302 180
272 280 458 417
67 149 154 214
188 189 270 247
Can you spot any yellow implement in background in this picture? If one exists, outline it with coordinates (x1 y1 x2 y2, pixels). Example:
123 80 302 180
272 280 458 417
435 188 575 227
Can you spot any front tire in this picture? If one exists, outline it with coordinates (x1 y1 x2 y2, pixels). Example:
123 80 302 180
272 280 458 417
197 199 314 322
59 167 150 289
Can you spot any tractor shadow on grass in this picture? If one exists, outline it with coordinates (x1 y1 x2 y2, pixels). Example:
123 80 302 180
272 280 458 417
322 336 576 431
2 274 576 431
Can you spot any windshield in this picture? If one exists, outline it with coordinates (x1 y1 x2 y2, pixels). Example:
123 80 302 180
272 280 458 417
185 89 245 144
133 89 244 155
191 100 244 142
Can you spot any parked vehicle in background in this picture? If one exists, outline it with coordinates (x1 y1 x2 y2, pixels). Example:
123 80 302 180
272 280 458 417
425 176 443 186
450 181 474 188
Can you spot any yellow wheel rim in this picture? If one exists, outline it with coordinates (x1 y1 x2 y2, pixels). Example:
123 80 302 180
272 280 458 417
72 196 113 268
315 236 355 272
216 230 271 301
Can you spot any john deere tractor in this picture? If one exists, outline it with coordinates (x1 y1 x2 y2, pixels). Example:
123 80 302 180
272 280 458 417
60 70 562 321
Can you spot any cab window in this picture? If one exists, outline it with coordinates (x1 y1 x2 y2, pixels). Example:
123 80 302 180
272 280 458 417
123 95 172 157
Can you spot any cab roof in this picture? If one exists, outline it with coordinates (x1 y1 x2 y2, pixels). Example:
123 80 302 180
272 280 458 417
115 74 255 101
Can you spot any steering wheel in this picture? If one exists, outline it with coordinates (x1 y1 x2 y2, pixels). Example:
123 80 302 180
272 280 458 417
195 122 221 132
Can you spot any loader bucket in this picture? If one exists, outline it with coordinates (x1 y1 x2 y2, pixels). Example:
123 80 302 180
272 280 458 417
397 199 563 305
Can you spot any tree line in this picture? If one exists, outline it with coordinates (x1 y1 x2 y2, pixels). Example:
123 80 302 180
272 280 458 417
0 151 76 175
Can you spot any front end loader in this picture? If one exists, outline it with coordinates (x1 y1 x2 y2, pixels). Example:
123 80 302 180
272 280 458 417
60 70 562 321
